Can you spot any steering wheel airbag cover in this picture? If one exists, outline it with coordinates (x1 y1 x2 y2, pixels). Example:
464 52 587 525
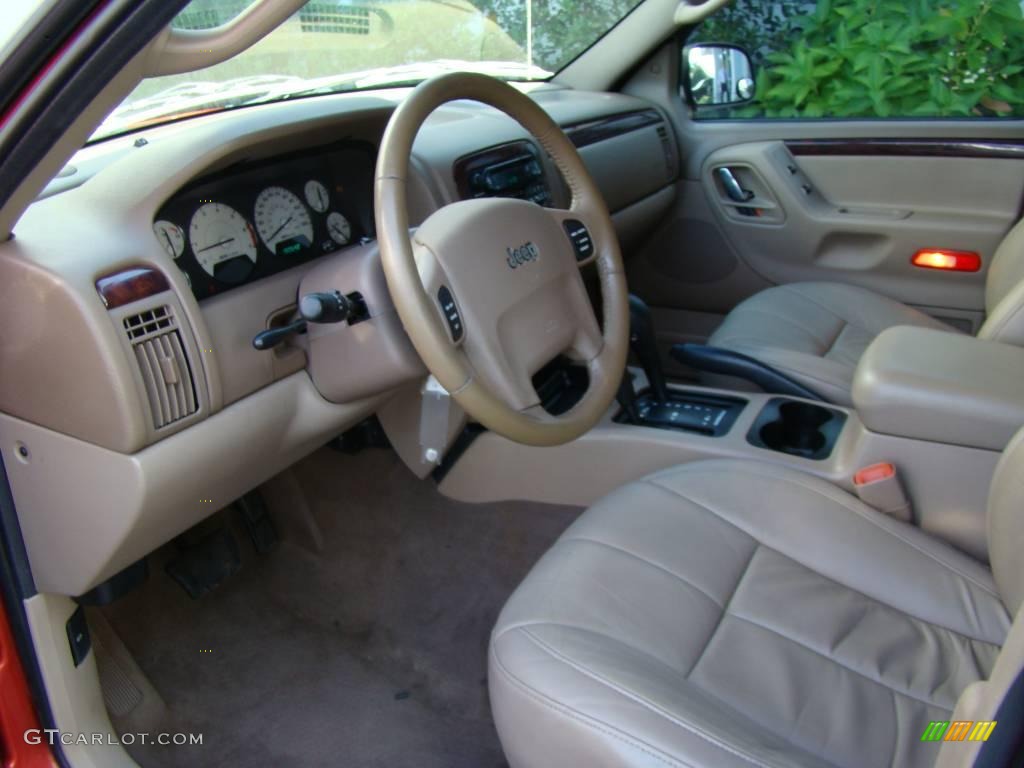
374 72 629 446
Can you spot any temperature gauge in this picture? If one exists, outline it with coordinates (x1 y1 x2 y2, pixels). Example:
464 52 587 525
153 220 185 260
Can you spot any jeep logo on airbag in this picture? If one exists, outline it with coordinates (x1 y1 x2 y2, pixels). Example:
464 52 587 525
506 242 539 269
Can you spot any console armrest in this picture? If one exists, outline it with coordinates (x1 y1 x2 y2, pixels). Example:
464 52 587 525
852 326 1024 451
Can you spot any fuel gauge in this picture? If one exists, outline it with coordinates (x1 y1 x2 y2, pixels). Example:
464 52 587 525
304 180 330 213
326 211 351 245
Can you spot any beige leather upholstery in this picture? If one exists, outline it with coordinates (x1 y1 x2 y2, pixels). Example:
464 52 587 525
706 282 958 405
852 325 1024 451
709 218 1024 403
490 426 1024 767
983 217 1024 327
989 428 1024 616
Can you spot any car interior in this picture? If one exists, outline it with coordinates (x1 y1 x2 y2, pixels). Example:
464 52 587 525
0 0 1023 766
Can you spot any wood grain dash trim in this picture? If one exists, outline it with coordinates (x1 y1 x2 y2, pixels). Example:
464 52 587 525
96 266 170 309
565 109 664 149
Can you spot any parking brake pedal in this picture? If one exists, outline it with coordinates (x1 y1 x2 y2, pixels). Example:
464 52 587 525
237 491 278 555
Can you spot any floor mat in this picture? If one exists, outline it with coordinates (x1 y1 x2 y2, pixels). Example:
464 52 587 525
101 446 581 768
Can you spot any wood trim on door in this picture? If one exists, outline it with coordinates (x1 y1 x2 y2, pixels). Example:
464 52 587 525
786 138 1024 160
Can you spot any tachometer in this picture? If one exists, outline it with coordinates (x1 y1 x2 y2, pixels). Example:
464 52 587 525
304 180 330 213
188 202 258 284
254 186 313 256
153 220 185 260
326 211 352 246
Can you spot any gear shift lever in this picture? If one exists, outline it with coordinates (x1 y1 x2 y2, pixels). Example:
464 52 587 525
615 295 745 437
628 294 669 404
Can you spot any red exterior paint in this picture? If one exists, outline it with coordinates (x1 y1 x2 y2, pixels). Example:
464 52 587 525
0 595 56 768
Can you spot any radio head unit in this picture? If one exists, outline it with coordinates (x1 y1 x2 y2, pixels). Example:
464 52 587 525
453 140 553 206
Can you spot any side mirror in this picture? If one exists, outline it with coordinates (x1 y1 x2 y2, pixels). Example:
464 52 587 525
684 44 755 108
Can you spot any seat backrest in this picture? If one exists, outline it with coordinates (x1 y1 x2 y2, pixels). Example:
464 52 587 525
934 426 1024 767
989 424 1024 616
979 218 1024 346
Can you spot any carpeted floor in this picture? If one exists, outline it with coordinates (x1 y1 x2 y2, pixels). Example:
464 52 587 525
100 445 581 768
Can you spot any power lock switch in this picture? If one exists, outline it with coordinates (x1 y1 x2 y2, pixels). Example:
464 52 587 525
437 285 464 342
563 219 594 262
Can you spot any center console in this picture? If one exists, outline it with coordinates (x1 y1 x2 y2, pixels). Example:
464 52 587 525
435 303 1017 565
853 325 1024 452
615 389 746 437
615 295 848 461
747 398 847 461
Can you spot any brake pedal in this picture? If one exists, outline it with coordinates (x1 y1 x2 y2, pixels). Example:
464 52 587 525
165 528 241 599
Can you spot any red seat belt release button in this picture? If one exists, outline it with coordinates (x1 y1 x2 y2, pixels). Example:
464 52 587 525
853 463 911 523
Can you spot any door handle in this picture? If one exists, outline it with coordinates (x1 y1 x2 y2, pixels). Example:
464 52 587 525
715 167 755 202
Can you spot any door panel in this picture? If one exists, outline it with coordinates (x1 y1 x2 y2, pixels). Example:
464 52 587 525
609 17 1024 386
698 140 1023 320
621 44 1024 368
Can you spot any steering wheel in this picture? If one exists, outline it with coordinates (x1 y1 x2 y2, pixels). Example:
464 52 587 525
374 73 629 447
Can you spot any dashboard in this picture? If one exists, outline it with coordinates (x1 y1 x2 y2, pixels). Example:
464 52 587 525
153 141 375 300
0 85 681 595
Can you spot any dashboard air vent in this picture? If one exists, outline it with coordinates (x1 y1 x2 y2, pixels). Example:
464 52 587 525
122 306 198 429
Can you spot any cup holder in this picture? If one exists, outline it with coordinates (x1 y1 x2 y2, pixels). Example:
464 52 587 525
747 398 847 461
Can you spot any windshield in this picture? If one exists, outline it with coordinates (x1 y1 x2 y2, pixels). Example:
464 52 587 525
91 0 642 141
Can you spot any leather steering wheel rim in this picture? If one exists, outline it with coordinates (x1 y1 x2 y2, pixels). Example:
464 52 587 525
374 72 629 447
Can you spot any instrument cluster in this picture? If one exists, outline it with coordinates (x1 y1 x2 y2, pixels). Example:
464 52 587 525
152 141 374 300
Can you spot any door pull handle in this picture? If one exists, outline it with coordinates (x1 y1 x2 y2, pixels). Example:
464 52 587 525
715 167 755 202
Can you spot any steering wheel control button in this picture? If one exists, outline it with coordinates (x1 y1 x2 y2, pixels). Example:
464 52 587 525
437 285 464 342
563 219 594 262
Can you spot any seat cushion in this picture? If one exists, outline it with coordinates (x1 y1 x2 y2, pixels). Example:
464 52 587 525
489 460 1010 768
707 282 959 405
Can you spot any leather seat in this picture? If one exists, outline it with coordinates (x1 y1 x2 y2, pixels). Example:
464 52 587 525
707 220 1024 405
489 431 1024 768
707 282 959 404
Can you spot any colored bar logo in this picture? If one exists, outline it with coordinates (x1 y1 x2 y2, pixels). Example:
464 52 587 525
920 721 997 742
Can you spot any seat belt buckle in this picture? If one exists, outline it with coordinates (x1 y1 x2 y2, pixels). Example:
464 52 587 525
853 463 912 523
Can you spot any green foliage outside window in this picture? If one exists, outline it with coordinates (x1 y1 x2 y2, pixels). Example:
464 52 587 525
696 0 1024 119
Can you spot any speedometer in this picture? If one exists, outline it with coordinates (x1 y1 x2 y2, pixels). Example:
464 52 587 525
254 186 313 256
188 202 258 284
